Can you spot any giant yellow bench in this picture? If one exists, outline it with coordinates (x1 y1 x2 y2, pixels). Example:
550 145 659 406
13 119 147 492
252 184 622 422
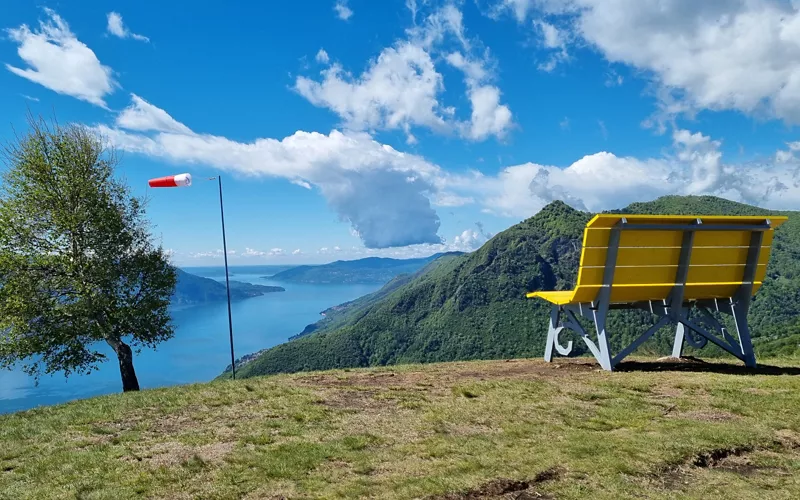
527 214 787 371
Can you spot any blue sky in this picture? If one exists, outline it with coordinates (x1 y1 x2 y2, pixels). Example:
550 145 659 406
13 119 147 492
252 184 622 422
2 0 800 265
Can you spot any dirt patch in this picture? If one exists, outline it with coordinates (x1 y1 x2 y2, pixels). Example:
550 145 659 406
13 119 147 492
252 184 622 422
122 441 235 468
317 388 380 411
295 359 598 394
691 446 750 467
669 409 739 422
429 468 562 499
654 445 786 489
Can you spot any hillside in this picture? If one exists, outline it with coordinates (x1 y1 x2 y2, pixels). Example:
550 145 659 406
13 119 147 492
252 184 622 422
290 252 464 341
267 253 464 284
234 196 800 379
171 269 284 307
2 357 800 499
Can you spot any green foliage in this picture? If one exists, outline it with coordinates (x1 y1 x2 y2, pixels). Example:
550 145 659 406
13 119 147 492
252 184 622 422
0 116 176 388
236 196 800 379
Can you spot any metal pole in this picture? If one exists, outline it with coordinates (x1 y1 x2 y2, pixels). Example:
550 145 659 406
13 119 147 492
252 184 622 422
218 175 236 380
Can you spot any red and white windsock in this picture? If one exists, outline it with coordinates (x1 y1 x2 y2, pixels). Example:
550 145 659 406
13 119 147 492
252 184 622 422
148 173 192 188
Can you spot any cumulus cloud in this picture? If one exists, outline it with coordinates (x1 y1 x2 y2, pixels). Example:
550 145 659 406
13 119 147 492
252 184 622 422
99 96 800 238
295 4 513 142
269 248 285 256
97 96 443 249
334 1 353 20
295 42 450 140
191 249 236 259
5 8 116 107
116 94 192 134
106 12 150 42
292 249 303 255
533 19 570 71
471 128 800 218
243 247 266 257
498 0 800 124
315 49 330 64
445 52 513 141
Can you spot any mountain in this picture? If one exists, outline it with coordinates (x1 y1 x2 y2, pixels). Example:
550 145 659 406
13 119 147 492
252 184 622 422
266 253 464 284
229 196 800 379
172 269 284 307
289 253 464 341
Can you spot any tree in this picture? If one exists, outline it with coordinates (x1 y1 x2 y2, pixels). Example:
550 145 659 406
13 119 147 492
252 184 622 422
0 116 177 392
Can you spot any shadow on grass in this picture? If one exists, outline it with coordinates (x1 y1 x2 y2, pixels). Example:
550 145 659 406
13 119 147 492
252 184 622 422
614 358 800 376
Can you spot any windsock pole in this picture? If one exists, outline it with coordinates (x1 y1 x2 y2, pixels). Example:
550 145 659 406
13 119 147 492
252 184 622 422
148 172 237 380
216 175 237 380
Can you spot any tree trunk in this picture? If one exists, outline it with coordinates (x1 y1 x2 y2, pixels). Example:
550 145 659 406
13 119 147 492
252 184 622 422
106 338 140 392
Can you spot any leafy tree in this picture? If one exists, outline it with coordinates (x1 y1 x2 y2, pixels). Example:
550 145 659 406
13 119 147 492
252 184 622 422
0 116 176 392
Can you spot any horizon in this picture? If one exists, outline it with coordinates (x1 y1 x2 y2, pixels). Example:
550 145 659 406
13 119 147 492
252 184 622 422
4 1 800 266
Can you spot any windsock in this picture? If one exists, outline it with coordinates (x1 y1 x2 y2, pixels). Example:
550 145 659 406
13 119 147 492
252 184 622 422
148 173 192 188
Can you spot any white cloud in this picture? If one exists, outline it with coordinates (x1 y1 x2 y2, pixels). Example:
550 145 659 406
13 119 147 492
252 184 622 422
106 12 150 42
116 94 192 134
269 248 285 256
243 247 267 257
295 42 449 141
20 94 39 102
533 19 569 72
315 49 330 64
500 0 800 124
470 128 800 218
295 4 513 142
445 52 514 140
292 249 303 255
6 8 116 107
334 1 353 20
98 96 444 249
775 141 800 163
98 105 800 254
191 249 236 259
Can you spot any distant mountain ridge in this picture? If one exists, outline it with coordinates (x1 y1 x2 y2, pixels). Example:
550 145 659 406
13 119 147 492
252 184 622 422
266 252 464 284
228 195 800 379
172 269 284 307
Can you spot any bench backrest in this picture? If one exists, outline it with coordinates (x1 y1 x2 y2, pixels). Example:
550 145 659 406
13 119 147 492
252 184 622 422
570 214 788 305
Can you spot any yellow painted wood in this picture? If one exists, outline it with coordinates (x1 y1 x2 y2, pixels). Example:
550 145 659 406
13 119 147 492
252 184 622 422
585 214 787 229
576 263 767 287
579 246 772 268
583 228 775 248
528 213 787 305
526 290 576 305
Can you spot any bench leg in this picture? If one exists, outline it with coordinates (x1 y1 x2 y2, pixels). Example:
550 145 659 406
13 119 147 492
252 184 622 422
671 322 686 358
671 307 691 358
732 301 756 368
544 305 572 362
592 302 613 371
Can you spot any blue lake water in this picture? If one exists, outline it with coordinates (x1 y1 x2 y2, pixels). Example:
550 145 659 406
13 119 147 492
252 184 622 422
0 266 381 414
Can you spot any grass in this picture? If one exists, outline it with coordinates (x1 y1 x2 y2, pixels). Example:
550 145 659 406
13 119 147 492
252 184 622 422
2 357 800 499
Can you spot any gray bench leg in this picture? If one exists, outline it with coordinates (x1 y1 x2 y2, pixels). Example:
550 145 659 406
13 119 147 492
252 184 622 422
672 322 686 358
544 305 573 362
732 302 756 368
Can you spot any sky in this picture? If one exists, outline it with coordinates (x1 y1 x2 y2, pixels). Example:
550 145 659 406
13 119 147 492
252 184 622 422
2 0 800 265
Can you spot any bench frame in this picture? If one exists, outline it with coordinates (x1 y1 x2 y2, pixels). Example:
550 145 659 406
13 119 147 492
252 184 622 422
544 217 772 371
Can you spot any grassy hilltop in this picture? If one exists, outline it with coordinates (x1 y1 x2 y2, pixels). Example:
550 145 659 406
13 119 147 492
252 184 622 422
2 357 800 499
231 196 800 379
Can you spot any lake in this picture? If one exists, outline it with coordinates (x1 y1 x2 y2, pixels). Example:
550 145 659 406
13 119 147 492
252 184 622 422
0 266 381 414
